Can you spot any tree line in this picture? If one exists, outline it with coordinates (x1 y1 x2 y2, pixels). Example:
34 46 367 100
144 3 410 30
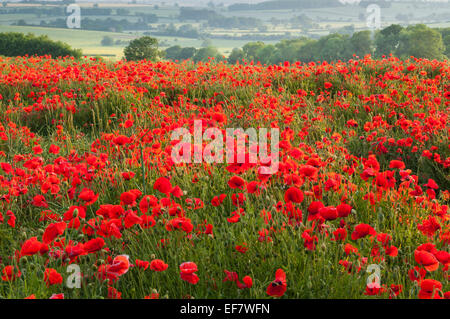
0 23 448 63
165 24 449 64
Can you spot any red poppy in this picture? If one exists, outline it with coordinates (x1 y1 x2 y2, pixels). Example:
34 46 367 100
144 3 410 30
2 265 21 281
180 262 199 284
351 224 377 240
266 269 287 297
153 177 172 194
83 237 105 253
44 268 63 286
42 222 66 244
135 259 150 270
418 279 442 299
284 187 304 204
107 255 131 277
150 259 168 272
414 250 439 272
78 188 99 206
336 203 352 218
228 176 246 190
20 237 43 257
319 206 338 220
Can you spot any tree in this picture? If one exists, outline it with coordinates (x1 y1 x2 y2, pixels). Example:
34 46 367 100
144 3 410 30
179 47 197 60
242 41 266 62
227 48 244 64
193 46 223 63
123 36 162 61
350 31 373 58
101 36 114 46
396 24 445 60
165 45 182 60
375 24 403 57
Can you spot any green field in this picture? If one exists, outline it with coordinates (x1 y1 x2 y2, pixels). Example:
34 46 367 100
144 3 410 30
0 24 130 58
0 1 449 60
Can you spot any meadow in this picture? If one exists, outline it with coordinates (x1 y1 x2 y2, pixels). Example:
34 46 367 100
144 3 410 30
0 55 448 299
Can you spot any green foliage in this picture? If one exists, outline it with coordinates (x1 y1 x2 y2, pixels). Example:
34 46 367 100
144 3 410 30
123 36 162 62
100 36 114 47
0 32 81 58
165 45 198 61
193 46 224 63
396 24 446 60
374 24 403 57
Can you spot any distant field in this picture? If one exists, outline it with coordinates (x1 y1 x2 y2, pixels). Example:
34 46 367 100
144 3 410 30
0 2 449 60
0 25 273 59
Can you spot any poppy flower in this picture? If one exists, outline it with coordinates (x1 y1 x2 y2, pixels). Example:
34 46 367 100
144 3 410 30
42 222 66 244
284 187 304 204
389 160 405 170
120 191 138 206
78 188 99 206
2 265 21 281
153 177 172 194
150 259 168 272
44 268 63 286
135 259 150 270
364 282 385 296
266 269 287 297
418 279 442 299
336 203 352 218
181 272 199 285
20 237 43 257
319 206 338 220
6 210 15 228
180 262 198 274
49 144 60 154
228 176 246 190
83 237 105 253
32 195 48 208
180 262 199 284
424 179 439 189
414 250 439 272
239 275 253 289
307 201 324 220
113 135 131 146
107 255 131 277
351 224 377 240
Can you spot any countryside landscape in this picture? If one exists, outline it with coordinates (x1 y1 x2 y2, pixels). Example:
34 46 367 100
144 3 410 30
0 0 448 302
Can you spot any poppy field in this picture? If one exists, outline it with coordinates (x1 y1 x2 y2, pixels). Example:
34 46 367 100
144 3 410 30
0 55 448 299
